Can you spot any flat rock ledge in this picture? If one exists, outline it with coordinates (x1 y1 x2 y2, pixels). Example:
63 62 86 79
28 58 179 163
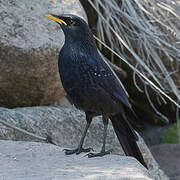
0 140 152 180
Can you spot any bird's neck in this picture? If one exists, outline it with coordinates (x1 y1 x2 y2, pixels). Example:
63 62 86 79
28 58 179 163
64 34 98 56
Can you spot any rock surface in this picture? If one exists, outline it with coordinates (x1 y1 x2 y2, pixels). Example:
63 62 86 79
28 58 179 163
139 125 171 146
150 144 180 180
0 106 169 179
0 140 152 180
0 0 86 107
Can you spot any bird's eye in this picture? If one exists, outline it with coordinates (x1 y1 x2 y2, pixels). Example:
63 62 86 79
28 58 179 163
70 20 76 25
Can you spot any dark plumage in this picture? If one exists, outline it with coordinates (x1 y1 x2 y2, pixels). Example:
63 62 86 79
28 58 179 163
45 14 147 168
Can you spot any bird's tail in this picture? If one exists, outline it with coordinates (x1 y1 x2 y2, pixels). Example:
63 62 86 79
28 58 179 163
110 112 147 168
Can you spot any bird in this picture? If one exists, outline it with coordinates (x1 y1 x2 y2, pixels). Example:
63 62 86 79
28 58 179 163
45 14 147 168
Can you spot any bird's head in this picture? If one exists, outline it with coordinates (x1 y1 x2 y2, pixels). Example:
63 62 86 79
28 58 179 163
45 14 94 43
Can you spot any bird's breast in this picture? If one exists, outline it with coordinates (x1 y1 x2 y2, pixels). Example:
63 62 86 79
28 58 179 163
58 49 94 93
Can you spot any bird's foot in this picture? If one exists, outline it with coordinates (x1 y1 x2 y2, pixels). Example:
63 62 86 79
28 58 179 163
63 147 93 155
86 149 113 158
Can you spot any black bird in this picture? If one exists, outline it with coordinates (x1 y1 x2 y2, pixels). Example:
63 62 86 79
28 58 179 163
45 14 147 168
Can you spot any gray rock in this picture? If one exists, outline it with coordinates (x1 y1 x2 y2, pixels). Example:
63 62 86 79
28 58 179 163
0 106 169 179
0 140 152 180
151 144 180 180
0 0 86 107
139 125 171 146
53 97 73 108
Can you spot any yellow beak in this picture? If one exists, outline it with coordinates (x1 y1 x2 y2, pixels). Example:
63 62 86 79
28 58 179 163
45 14 67 25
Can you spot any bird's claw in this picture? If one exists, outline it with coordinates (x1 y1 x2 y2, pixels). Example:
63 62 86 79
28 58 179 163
63 147 93 155
76 147 93 154
86 149 113 158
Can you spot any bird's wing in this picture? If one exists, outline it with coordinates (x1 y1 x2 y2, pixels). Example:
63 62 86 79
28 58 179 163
86 55 131 108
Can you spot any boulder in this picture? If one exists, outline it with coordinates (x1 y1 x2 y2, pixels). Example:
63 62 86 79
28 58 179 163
0 140 152 180
0 0 86 107
0 106 169 179
151 144 180 180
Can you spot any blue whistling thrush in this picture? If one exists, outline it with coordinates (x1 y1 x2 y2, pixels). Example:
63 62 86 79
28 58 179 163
45 14 147 168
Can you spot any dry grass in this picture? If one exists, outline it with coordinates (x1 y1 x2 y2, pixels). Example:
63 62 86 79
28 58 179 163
88 0 180 141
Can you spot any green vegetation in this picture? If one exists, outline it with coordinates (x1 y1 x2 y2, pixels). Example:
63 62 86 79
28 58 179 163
161 123 179 144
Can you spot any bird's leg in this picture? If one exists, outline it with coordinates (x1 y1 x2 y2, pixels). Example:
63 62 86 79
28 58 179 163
86 115 113 158
64 113 93 155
